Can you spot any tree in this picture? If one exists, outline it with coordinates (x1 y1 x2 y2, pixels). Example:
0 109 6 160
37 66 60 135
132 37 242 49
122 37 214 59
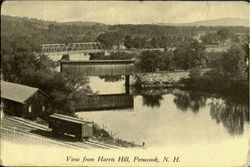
217 28 230 42
2 53 39 83
215 45 247 79
230 34 240 43
61 54 69 60
97 33 113 49
2 52 91 116
173 39 206 70
109 52 135 60
137 50 162 72
242 43 249 79
201 33 218 44
150 37 160 48
133 36 146 48
97 32 123 49
124 35 133 49
160 51 176 71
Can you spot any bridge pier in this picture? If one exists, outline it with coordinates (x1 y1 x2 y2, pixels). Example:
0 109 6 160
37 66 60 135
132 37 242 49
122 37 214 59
125 75 130 94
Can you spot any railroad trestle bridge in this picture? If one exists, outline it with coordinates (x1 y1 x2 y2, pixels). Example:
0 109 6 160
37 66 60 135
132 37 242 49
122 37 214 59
42 42 104 55
42 42 165 55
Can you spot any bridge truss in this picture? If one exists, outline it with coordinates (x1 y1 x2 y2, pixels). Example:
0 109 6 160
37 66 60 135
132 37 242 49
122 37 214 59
42 42 104 55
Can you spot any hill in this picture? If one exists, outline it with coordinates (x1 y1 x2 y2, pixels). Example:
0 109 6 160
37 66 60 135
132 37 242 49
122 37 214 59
160 18 249 27
1 15 105 27
60 21 105 26
1 15 57 28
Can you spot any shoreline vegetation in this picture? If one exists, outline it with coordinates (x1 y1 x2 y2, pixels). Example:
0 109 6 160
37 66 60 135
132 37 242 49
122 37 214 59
132 70 249 102
131 76 249 107
92 124 140 148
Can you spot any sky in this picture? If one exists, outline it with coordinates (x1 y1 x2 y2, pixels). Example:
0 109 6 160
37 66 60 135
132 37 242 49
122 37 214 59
1 1 249 24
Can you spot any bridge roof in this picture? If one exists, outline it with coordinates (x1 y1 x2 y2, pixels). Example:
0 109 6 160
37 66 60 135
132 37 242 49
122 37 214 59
61 60 135 76
61 60 135 64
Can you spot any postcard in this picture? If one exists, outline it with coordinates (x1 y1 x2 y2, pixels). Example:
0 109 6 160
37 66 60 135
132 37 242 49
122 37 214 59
0 1 249 166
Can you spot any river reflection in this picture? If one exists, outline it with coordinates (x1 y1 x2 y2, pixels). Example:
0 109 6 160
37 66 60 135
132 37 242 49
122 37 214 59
173 89 249 136
210 99 249 136
78 77 249 148
173 90 207 113
99 76 124 82
142 94 163 108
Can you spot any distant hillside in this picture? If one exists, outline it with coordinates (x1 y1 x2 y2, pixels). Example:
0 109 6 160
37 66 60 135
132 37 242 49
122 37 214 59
60 21 105 26
1 15 248 55
1 15 108 50
1 15 105 27
1 15 57 28
160 18 249 27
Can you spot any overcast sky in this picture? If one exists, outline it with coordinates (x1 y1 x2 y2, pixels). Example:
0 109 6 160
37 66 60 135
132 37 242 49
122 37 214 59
1 1 249 24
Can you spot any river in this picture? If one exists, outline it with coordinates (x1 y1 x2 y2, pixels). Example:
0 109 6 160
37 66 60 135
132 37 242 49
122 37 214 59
77 76 249 148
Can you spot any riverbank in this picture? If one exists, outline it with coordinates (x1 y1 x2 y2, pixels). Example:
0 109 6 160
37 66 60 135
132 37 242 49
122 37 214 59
132 71 190 88
131 69 248 102
92 123 140 148
132 69 211 88
180 77 249 102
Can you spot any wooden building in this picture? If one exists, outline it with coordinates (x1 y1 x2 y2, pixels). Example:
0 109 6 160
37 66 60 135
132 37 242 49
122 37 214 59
1 81 49 119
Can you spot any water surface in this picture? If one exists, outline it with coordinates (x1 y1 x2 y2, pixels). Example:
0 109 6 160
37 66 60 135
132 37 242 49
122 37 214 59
77 77 249 148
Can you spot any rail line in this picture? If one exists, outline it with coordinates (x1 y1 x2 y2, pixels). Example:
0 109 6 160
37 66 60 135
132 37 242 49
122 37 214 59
85 139 121 149
1 127 80 149
1 116 120 150
2 118 38 131
2 121 100 149
3 116 50 131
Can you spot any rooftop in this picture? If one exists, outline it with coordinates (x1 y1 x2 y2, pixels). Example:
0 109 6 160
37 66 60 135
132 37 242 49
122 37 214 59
1 81 39 104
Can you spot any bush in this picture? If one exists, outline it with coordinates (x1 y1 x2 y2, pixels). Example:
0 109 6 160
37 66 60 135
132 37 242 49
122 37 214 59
189 67 203 80
61 54 69 60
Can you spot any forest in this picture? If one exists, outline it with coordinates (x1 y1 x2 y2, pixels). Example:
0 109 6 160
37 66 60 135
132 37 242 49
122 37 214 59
1 15 248 55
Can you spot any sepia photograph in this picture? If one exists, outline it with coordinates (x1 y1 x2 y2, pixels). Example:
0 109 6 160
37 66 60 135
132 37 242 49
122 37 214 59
0 0 249 166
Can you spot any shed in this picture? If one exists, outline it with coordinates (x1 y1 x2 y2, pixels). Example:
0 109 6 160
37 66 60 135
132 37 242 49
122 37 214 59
1 81 49 119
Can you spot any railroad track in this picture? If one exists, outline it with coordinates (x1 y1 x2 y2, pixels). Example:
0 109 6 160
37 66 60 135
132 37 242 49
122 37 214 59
2 116 50 131
1 127 82 149
1 116 120 150
85 139 121 149
1 124 95 150
1 118 37 132
1 118 105 149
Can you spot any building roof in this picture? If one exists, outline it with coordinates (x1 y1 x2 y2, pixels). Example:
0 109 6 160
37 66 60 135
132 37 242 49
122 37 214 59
1 81 39 104
50 113 93 124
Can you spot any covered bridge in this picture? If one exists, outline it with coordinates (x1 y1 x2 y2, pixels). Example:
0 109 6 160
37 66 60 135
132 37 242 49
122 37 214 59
60 60 135 76
60 60 135 111
1 81 49 119
60 59 135 94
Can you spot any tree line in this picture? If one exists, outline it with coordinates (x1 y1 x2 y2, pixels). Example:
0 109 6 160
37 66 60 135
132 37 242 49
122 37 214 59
2 15 248 55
